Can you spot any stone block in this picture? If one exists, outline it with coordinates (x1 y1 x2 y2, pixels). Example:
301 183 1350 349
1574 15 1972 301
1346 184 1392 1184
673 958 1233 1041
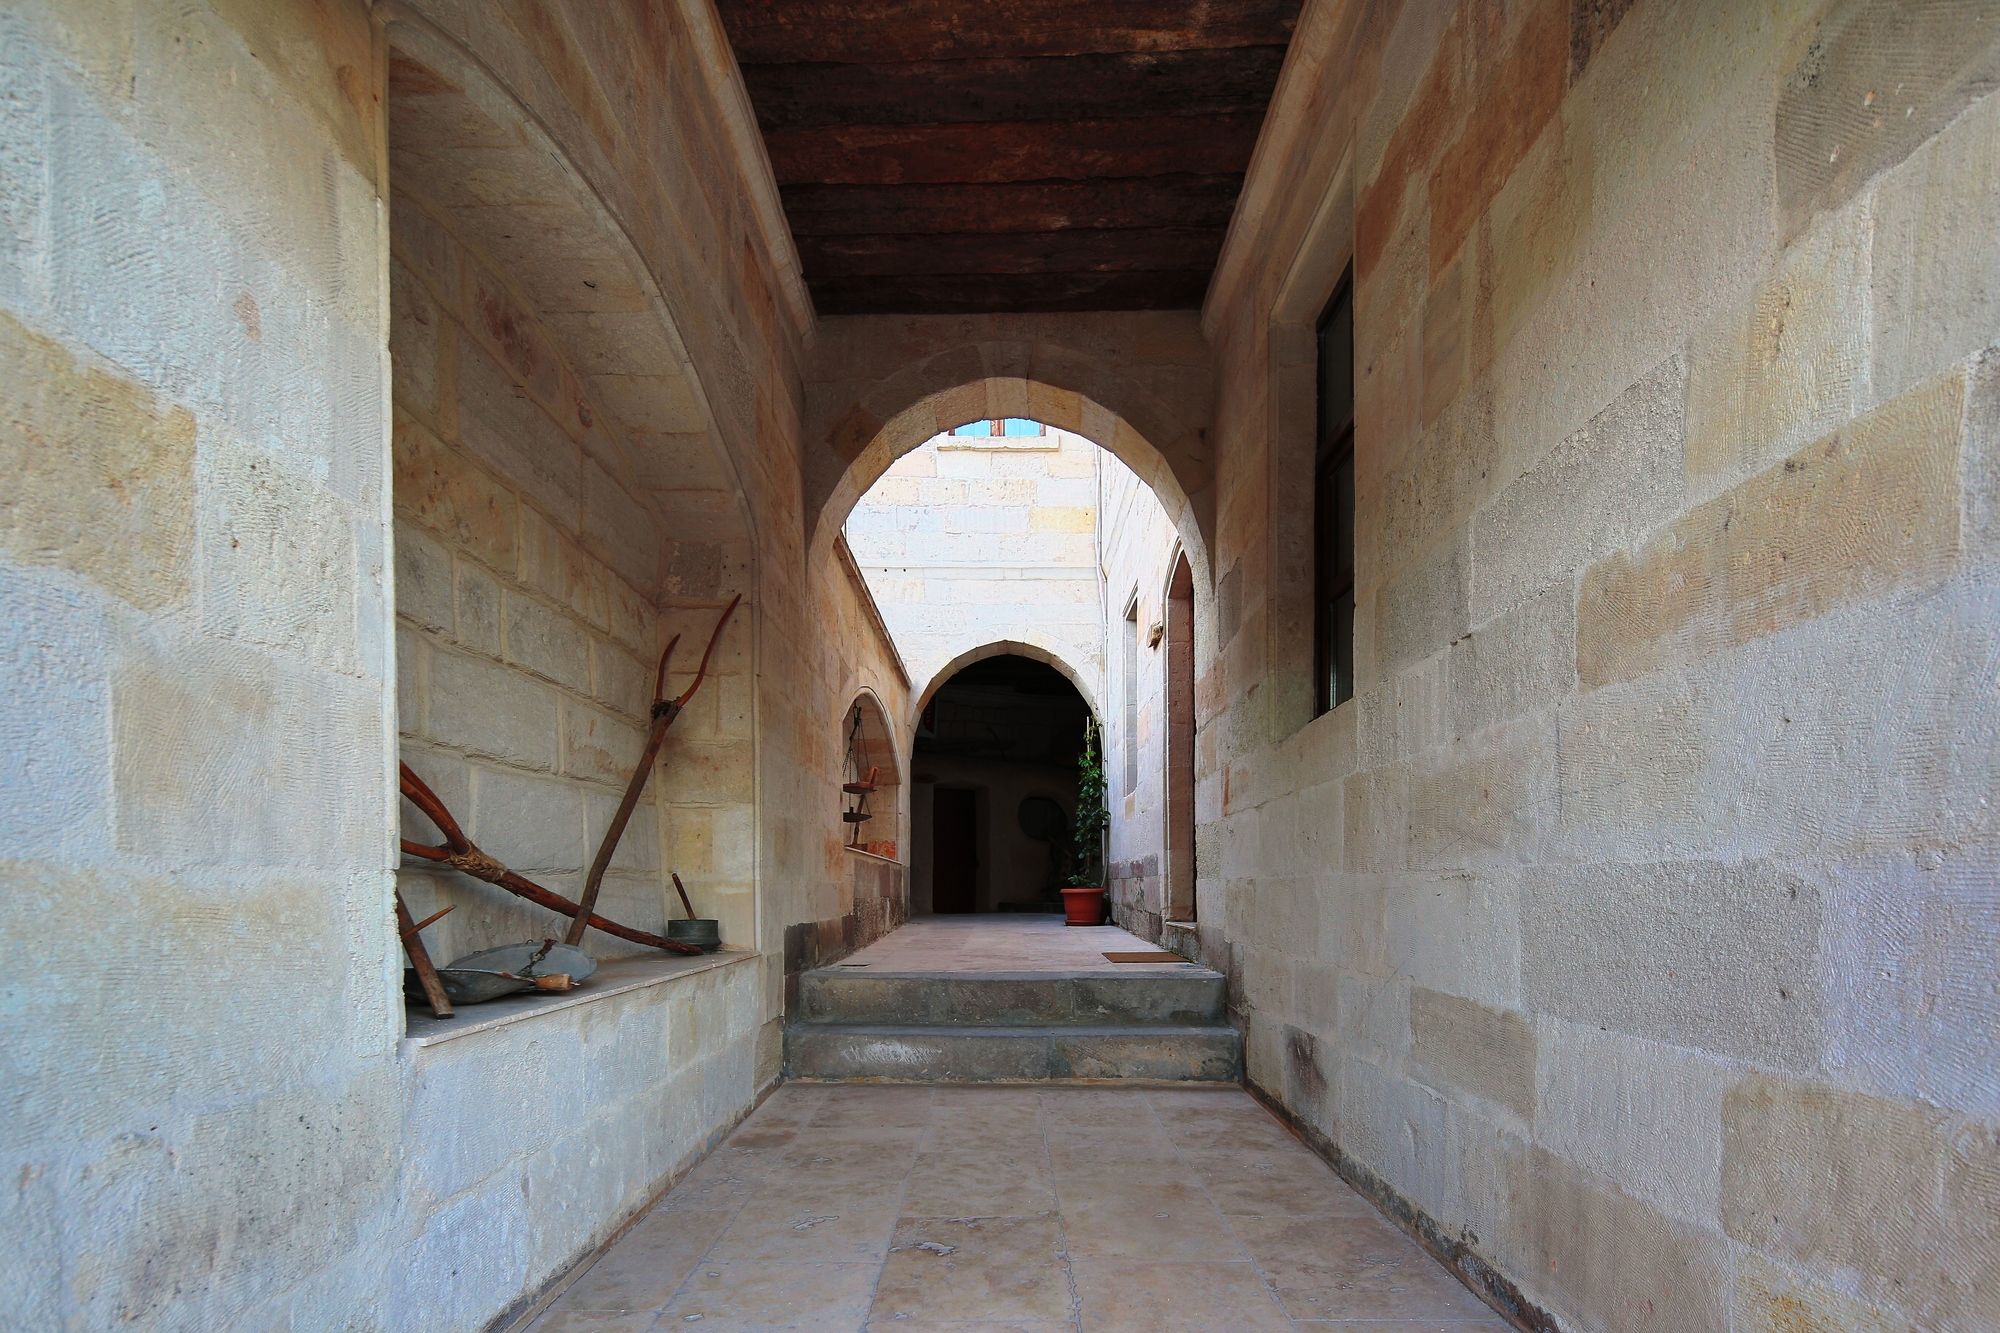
1535 1020 1736 1229
1340 765 1406 874
1371 532 1468 678
1508 1144 1732 1333
561 697 645 787
1722 1072 1999 1329
1872 83 2000 399
1404 714 1554 871
111 633 381 868
1577 369 1964 689
198 431 360 671
1775 0 2000 244
452 558 500 656
0 309 193 610
1816 847 2000 1118
0 570 109 856
1472 353 1684 622
1380 870 1521 1007
389 258 441 421
471 764 584 873
1522 858 1824 1068
1446 579 1574 740
1029 505 1093 533
1686 199 1872 496
1733 1251 1917 1333
393 520 453 634
501 590 590 693
426 646 559 770
516 502 609 631
392 410 517 574
456 340 581 518
1407 986 1536 1121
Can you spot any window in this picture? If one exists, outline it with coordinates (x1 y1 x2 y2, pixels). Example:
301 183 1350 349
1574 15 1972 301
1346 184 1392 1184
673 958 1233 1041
1123 594 1140 796
950 418 1045 438
1314 267 1356 716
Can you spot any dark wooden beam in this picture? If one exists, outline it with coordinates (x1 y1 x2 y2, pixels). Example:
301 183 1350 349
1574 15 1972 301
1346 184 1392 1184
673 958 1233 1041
798 227 1224 278
739 47 1290 129
807 269 1212 315
766 116 1264 186
781 176 1244 236
718 0 1299 64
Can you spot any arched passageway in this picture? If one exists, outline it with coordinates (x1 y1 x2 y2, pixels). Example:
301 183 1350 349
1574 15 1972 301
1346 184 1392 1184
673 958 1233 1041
909 653 1094 916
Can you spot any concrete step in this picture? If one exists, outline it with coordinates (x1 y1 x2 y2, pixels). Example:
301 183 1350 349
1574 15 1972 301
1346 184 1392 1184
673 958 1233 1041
785 1022 1243 1083
797 968 1226 1027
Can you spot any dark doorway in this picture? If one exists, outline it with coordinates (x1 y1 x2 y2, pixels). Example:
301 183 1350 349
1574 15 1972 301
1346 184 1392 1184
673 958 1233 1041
931 787 979 914
912 654 1093 914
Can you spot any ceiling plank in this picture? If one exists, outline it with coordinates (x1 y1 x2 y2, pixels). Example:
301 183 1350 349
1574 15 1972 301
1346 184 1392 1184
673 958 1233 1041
738 47 1290 129
766 117 1264 186
808 269 1213 315
717 0 1298 64
780 176 1245 236
798 227 1224 277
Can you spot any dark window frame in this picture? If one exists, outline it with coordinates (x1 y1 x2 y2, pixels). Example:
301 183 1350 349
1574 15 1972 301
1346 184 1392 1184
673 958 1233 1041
1313 266 1356 717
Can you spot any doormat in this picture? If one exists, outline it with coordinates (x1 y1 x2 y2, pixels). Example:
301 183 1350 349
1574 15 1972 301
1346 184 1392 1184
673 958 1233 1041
1103 951 1184 962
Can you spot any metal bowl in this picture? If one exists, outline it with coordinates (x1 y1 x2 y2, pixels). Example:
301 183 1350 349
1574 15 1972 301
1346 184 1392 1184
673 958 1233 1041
667 918 722 952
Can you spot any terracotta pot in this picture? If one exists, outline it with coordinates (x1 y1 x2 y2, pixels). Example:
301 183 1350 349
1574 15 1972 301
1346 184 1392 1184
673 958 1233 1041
1060 886 1106 927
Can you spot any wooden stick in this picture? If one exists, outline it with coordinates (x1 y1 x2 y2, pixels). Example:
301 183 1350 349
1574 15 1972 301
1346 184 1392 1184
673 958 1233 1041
404 904 455 936
396 890 454 1018
400 763 701 955
566 595 741 945
672 872 697 920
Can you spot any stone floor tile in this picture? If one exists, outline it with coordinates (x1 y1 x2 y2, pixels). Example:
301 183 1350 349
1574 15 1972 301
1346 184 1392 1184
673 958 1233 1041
1231 1213 1497 1322
869 1215 1076 1325
703 1190 902 1264
904 1144 1060 1217
656 1259 881 1331
549 1205 737 1313
1071 1257 1293 1332
1056 1178 1248 1261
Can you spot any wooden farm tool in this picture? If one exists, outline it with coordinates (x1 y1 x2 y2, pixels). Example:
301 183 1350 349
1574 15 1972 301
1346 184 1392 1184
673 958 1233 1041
399 763 702 955
566 594 741 946
398 891 454 1018
672 871 698 920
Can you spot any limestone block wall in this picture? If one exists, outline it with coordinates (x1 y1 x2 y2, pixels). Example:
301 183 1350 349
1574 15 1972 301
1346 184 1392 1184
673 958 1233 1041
0 1 404 1326
1095 460 1195 939
389 188 754 960
845 429 1112 707
1198 0 2000 1329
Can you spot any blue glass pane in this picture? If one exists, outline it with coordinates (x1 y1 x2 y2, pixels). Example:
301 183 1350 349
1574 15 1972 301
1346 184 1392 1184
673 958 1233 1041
1001 418 1042 437
950 421 986 437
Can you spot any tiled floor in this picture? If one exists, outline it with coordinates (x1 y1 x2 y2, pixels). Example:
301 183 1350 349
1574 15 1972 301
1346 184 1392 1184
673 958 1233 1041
530 1084 1506 1331
829 915 1199 974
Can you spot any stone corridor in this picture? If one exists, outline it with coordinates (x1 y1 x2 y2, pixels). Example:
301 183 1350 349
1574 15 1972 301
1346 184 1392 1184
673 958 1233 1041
529 1084 1504 1331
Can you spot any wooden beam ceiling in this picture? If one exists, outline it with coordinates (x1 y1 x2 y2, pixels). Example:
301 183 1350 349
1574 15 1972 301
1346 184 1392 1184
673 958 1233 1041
715 0 1301 316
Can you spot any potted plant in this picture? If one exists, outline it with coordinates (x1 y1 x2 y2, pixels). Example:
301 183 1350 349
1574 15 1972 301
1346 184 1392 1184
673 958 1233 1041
1061 718 1108 927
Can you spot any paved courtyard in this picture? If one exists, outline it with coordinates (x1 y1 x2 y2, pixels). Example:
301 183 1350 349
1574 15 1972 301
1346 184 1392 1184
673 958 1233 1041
530 1083 1505 1331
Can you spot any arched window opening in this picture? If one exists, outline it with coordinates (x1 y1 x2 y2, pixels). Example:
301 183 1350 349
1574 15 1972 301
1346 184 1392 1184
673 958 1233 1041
843 692 901 860
1164 553 1197 923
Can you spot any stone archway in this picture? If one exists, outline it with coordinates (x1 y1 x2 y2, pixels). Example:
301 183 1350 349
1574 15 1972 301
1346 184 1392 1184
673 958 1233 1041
803 316 1218 602
916 639 1103 733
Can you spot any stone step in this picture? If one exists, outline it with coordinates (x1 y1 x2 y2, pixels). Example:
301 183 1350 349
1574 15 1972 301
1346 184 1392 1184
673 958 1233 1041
784 1022 1243 1083
797 968 1227 1027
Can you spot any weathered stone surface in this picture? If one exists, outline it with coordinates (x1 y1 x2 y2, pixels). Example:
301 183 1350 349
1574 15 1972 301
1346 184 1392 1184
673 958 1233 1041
1522 859 1825 1068
1723 1073 2000 1329
1509 1145 1733 1333
1774 0 2000 244
426 644 560 770
0 309 194 610
1733 1251 1918 1333
1407 987 1535 1121
1472 354 1684 621
1578 370 1964 689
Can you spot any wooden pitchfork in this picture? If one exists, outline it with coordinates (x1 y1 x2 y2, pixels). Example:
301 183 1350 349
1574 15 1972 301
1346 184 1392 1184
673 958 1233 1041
567 595 741 945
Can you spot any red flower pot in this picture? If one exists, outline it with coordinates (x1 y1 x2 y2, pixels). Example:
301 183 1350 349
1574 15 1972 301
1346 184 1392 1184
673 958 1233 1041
1060 886 1106 927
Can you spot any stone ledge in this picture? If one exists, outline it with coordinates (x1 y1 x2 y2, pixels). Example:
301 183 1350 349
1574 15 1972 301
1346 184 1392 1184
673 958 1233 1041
402 948 757 1048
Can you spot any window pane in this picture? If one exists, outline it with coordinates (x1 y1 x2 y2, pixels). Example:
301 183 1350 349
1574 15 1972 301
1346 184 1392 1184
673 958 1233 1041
1001 417 1042 437
1319 280 1354 436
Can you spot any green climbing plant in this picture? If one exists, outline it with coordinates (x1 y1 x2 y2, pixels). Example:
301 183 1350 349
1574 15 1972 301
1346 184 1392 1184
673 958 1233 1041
1068 717 1107 888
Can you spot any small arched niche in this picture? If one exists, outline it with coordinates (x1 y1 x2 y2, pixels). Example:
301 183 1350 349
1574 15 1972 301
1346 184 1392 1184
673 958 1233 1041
843 690 902 861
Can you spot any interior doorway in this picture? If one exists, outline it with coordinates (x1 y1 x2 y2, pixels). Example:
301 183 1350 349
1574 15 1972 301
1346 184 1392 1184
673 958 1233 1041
911 654 1093 914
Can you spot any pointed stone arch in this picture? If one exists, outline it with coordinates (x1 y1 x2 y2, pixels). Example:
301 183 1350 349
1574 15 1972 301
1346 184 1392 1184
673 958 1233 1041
916 640 1104 731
